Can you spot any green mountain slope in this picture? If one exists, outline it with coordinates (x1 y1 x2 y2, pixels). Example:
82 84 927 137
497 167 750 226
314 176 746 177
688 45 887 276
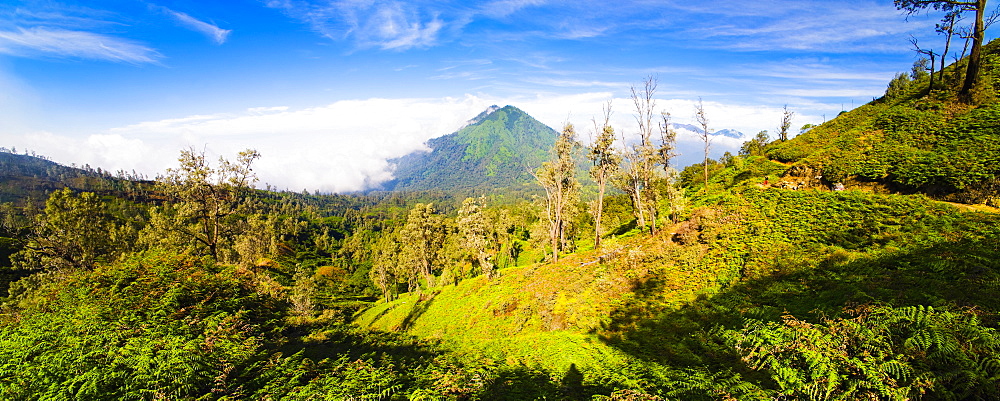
356 185 1000 398
0 150 153 204
384 105 559 193
765 39 1000 205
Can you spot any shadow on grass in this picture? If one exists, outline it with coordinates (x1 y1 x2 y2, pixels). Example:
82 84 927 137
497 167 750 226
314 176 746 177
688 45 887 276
399 291 436 332
597 236 1000 395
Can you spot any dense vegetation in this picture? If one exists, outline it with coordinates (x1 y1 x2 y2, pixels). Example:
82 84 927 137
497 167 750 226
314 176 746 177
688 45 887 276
765 39 1000 206
3 37 1000 400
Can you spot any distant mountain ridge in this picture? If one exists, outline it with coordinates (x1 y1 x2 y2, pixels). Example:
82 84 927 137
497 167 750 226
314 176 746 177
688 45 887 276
0 150 137 204
671 123 744 139
382 105 559 193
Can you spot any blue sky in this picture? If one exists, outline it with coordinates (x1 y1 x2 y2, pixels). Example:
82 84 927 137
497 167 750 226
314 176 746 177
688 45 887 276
0 0 988 192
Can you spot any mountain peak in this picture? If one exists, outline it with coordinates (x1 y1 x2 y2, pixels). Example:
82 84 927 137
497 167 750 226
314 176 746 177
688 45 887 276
383 105 558 193
458 105 504 130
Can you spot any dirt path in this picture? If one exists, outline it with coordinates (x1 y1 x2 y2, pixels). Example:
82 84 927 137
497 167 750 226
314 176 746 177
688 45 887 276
939 201 1000 213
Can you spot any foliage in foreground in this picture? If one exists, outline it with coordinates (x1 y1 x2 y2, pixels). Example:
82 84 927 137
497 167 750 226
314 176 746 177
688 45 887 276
0 250 625 400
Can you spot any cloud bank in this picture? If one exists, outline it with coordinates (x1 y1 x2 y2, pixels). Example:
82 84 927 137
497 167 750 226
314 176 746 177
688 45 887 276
10 94 804 193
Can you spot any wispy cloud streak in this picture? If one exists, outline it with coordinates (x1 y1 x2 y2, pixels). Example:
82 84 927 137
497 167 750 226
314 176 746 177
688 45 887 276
266 0 446 50
158 6 232 44
0 27 160 63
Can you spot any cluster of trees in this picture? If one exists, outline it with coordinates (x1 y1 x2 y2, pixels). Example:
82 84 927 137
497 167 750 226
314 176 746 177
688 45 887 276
368 199 534 301
1 148 416 313
6 148 265 273
890 0 997 100
534 77 691 262
366 76 722 297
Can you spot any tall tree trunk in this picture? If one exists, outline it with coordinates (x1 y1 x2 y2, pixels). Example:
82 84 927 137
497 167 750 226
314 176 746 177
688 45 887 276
702 146 710 187
551 186 561 263
594 178 605 249
961 0 987 99
940 19 954 86
929 52 937 92
632 180 646 228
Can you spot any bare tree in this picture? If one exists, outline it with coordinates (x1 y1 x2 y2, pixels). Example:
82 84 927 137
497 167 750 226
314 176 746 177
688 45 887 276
634 77 661 233
936 10 962 83
910 36 938 92
611 79 659 233
896 0 988 99
694 98 713 187
778 105 794 141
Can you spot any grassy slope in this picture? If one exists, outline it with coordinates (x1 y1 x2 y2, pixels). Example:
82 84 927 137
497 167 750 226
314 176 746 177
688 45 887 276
358 246 645 382
358 175 1000 397
766 39 1000 204
354 44 1000 397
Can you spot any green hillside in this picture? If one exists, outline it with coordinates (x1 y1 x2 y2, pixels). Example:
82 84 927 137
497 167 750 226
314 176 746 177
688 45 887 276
765 39 1000 206
0 150 153 204
352 44 1000 398
5 33 1000 401
386 105 559 194
356 180 1000 398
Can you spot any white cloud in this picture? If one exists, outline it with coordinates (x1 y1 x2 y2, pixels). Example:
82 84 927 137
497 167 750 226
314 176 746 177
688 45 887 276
9 94 813 193
0 27 160 63
366 3 443 50
159 7 232 45
668 0 924 52
247 106 290 115
12 97 493 193
267 0 446 50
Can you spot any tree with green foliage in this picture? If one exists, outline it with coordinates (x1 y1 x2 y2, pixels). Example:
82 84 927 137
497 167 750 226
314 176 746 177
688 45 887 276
656 111 685 225
885 72 913 98
588 102 620 249
10 188 124 271
141 148 260 261
657 111 678 173
532 124 580 262
911 57 931 81
740 130 771 157
896 0 988 99
232 213 280 269
399 203 447 287
371 229 404 300
457 197 497 280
